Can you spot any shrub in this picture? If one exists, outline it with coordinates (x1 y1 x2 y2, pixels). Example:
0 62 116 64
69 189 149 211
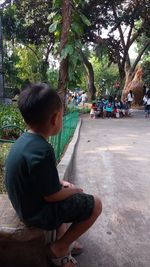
66 103 90 114
0 104 25 129
0 143 11 193
78 106 90 114
0 105 25 140
0 105 25 192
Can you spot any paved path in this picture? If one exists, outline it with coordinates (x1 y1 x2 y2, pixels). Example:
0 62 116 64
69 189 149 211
70 111 150 267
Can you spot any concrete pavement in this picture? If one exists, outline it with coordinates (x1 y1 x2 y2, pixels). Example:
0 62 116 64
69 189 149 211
70 111 150 267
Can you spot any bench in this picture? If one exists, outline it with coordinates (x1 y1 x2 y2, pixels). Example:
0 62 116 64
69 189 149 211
0 194 53 267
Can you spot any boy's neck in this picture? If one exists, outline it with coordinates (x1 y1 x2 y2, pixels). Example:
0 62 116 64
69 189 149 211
27 128 49 140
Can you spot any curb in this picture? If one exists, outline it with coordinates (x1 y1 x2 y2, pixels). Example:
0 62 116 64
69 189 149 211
57 118 82 181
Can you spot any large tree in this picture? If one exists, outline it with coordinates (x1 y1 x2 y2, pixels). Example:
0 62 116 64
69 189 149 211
57 0 72 105
2 0 150 101
82 0 150 98
1 0 54 83
49 0 98 101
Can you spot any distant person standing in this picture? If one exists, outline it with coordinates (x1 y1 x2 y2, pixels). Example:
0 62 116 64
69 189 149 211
146 90 150 118
146 85 150 94
90 102 96 118
143 93 148 117
127 90 134 109
81 92 87 106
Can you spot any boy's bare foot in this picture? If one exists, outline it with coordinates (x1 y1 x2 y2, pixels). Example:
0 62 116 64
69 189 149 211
70 241 83 255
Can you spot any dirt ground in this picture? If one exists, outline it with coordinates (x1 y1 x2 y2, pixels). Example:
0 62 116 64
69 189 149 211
71 110 150 267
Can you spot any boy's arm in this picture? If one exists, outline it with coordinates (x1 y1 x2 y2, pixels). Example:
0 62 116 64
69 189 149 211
44 186 83 202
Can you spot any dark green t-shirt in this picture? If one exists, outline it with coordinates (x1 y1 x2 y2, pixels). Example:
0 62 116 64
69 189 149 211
5 132 61 222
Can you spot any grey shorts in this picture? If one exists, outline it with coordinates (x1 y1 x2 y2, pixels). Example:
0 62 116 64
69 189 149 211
26 193 94 230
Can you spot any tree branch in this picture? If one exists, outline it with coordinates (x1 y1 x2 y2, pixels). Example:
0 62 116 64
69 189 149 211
24 44 40 60
129 19 146 47
88 32 106 45
122 24 134 69
131 40 150 73
44 43 53 64
111 1 126 51
111 1 131 72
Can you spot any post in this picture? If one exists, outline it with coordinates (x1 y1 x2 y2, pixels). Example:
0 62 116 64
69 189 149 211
0 15 4 102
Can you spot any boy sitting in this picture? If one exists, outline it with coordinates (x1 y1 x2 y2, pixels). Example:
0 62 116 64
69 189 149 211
5 83 102 267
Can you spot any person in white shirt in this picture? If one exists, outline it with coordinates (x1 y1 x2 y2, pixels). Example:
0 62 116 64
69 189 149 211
146 98 150 117
81 92 87 106
143 94 148 117
127 90 134 109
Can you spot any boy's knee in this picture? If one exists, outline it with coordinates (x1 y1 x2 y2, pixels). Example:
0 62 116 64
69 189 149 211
93 196 102 216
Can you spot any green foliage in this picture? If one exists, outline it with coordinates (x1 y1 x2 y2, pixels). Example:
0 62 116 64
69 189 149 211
78 106 90 114
0 105 24 190
142 60 150 85
49 21 59 33
60 44 74 60
0 105 25 129
90 54 119 96
80 14 91 26
66 104 90 114
65 105 78 114
53 0 61 9
2 0 54 87
81 0 150 86
47 68 59 89
4 44 22 91
48 0 92 87
15 45 43 83
4 41 50 89
2 0 53 46
0 143 11 193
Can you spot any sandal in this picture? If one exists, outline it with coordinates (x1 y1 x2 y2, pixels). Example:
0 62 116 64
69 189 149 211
50 254 77 266
47 246 78 266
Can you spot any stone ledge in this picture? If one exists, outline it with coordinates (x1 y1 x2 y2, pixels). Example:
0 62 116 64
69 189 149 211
58 118 82 181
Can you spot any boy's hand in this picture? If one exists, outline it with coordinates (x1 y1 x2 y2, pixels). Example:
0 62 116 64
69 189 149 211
61 180 76 188
75 187 83 193
61 181 83 193
44 185 83 202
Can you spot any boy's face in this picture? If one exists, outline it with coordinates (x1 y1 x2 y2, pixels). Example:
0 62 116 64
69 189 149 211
49 108 63 136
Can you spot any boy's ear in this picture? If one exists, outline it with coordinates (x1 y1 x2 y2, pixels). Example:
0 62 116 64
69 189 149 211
50 113 57 126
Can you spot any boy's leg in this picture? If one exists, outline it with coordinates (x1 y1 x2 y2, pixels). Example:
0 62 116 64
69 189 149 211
56 223 67 239
56 223 83 254
49 196 102 258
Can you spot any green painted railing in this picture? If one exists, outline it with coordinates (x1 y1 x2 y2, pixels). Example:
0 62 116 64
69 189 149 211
0 111 79 162
49 111 79 162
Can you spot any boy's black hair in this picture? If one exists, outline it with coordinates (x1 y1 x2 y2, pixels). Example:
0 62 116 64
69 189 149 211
18 83 62 126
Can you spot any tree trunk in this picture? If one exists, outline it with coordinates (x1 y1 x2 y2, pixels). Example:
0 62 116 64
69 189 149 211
121 67 134 100
58 57 69 105
121 66 143 104
87 62 96 101
57 0 72 108
80 51 96 101
121 40 150 100
40 61 49 82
